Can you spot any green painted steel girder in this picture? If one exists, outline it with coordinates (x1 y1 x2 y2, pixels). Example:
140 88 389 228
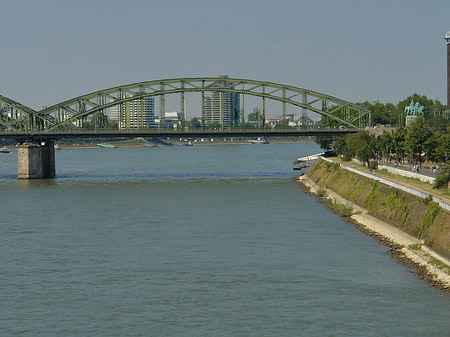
0 95 54 130
37 77 370 130
2 78 371 131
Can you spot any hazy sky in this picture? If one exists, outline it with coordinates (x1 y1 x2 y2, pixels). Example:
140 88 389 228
1 0 449 117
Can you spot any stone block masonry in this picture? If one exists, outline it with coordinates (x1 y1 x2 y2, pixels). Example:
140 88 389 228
18 141 55 179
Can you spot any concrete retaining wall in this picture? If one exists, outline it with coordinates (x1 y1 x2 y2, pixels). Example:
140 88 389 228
351 158 435 183
377 164 436 184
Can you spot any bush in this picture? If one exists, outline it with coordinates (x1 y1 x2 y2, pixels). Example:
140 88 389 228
414 201 440 237
368 161 378 171
328 199 353 217
317 189 327 197
342 152 352 161
423 195 433 205
433 164 450 189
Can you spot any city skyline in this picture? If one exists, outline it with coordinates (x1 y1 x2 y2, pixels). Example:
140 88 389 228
1 0 450 116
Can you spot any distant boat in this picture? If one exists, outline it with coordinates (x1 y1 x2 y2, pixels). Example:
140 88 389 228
184 141 193 146
0 147 10 153
248 137 269 144
97 144 117 148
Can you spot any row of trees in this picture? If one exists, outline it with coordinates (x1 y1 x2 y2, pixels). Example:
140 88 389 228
316 116 450 188
318 117 450 166
360 93 448 131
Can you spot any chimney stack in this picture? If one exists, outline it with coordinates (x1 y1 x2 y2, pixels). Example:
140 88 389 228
446 32 450 107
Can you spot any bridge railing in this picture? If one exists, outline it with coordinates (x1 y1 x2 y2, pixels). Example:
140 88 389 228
0 127 357 139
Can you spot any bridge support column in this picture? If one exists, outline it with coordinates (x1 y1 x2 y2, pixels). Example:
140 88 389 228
18 140 55 179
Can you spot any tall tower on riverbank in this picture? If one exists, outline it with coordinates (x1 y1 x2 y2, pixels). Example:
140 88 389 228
446 32 450 107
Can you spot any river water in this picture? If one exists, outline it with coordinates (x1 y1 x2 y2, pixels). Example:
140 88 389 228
1 142 450 336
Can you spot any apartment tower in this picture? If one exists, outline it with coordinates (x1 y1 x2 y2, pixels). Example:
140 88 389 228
204 75 240 127
110 97 155 129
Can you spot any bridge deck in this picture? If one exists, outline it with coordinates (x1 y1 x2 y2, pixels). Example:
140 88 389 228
0 129 356 141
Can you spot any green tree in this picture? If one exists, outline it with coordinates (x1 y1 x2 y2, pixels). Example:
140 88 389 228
247 112 258 121
377 131 393 161
427 115 450 132
433 164 450 189
434 133 450 163
331 136 347 157
346 131 375 166
363 100 399 126
86 112 109 129
207 122 222 129
273 118 292 129
424 131 440 162
315 136 333 151
236 122 252 128
190 117 201 129
405 117 431 167
393 125 407 162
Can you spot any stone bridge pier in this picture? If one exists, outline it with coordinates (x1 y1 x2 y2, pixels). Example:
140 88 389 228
18 140 55 179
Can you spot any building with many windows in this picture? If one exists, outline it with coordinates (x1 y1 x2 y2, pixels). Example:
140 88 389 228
204 75 240 127
110 96 155 129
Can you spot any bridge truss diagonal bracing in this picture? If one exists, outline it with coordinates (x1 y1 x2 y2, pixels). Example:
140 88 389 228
1 77 371 131
0 95 53 131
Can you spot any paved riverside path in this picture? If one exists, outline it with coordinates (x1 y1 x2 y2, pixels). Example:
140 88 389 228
379 160 438 179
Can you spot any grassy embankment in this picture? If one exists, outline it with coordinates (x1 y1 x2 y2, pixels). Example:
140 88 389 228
306 159 450 260
332 157 450 202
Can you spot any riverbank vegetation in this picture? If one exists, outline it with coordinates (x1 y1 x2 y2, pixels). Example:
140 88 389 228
316 101 450 189
363 93 448 129
306 159 450 260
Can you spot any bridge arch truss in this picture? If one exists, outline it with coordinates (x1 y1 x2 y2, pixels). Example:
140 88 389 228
2 77 371 131
0 95 48 130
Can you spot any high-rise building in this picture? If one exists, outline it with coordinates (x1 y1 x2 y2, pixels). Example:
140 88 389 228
109 105 120 122
110 97 155 129
446 32 450 107
204 75 240 127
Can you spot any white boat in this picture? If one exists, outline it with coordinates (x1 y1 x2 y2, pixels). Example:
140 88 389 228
248 137 269 144
293 153 324 170
0 147 10 153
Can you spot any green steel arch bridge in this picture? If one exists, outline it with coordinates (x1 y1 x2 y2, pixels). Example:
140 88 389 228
1 77 371 136
1 77 369 179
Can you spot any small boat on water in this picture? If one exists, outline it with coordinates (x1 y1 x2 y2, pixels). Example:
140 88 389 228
97 144 117 148
248 137 269 144
0 147 10 153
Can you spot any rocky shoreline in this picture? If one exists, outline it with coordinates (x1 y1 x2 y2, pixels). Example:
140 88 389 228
296 175 450 292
